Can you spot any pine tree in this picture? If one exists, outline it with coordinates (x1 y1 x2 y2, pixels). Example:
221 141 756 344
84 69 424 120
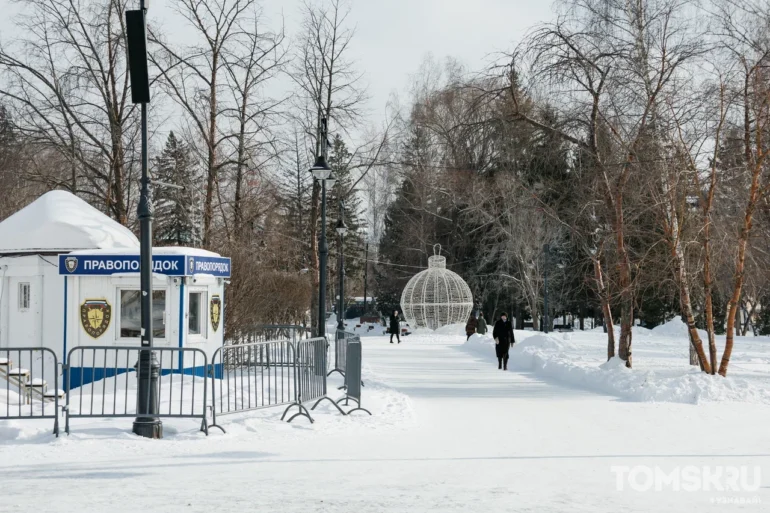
152 132 201 246
275 127 314 271
326 135 366 310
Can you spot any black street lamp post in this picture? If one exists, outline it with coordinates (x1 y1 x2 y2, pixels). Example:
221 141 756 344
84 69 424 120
336 200 348 332
363 241 369 314
543 244 550 334
126 0 162 438
310 118 336 338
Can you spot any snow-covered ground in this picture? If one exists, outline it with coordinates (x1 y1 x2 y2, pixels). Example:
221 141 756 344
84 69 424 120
1 319 769 512
465 318 770 404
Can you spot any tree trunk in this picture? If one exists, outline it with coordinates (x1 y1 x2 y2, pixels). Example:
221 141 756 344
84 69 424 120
579 305 585 331
530 306 539 331
662 165 710 372
703 208 718 374
592 254 615 360
676 254 709 372
615 198 633 368
202 54 219 248
720 163 762 376
233 95 248 238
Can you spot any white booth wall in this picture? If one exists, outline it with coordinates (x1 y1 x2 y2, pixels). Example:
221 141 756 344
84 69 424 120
65 273 224 348
0 255 63 350
64 273 225 374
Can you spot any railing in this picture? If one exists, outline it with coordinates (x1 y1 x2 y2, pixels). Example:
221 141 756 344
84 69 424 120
2 329 366 438
231 325 310 345
209 337 345 430
0 347 61 436
225 325 310 370
335 335 371 416
296 337 346 418
209 340 300 430
329 329 350 378
64 346 209 435
332 330 365 394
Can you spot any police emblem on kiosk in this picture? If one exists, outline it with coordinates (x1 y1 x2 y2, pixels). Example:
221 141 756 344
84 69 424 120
80 299 112 338
210 295 222 332
64 257 78 273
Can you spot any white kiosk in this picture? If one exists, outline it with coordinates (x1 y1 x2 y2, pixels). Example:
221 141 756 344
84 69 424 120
0 191 230 389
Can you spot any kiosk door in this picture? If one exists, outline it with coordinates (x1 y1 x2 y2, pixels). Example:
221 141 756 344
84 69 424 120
6 276 42 346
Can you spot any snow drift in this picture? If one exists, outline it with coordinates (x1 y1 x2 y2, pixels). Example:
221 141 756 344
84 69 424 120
463 331 770 405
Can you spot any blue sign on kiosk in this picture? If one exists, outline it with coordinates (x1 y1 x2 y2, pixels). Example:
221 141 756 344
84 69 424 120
58 254 231 278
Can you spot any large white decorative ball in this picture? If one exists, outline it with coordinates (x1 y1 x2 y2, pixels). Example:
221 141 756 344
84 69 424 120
400 246 473 330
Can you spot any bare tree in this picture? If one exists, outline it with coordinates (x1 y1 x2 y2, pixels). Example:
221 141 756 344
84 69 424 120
151 0 255 246
220 12 287 240
0 0 139 223
290 0 367 335
501 0 705 367
712 0 770 376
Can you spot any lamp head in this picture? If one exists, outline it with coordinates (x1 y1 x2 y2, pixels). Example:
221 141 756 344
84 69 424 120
336 218 348 236
309 155 331 181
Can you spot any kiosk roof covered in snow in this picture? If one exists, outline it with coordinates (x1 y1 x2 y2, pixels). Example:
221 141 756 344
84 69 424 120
400 245 473 330
0 190 139 255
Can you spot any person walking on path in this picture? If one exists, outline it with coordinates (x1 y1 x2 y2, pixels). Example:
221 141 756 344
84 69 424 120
477 312 488 335
465 314 478 340
389 310 401 344
492 313 515 370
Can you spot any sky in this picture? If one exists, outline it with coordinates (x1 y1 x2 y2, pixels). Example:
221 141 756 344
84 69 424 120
318 0 557 121
148 0 558 129
0 0 558 148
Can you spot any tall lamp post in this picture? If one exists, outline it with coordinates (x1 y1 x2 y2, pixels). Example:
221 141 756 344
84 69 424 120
126 1 162 438
543 244 550 334
363 240 369 314
310 118 336 338
336 200 348 333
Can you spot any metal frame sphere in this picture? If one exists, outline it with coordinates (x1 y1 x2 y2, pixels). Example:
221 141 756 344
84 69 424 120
400 245 473 330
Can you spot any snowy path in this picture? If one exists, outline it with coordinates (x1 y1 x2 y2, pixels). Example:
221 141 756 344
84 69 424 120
1 334 769 512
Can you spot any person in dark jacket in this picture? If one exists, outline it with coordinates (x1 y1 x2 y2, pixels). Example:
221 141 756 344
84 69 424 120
492 312 515 370
477 312 488 335
465 314 478 340
389 310 401 344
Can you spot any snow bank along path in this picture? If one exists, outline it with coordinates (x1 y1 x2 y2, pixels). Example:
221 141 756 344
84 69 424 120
1 329 769 512
464 317 770 405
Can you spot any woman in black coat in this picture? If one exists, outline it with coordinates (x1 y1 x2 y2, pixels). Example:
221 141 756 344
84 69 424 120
389 310 401 344
492 313 515 370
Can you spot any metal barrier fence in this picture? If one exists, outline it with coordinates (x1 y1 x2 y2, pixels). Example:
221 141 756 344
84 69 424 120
209 340 299 431
336 335 371 415
329 329 349 378
232 325 310 345
209 337 345 430
0 347 61 436
332 330 365 394
225 325 310 369
64 346 209 435
296 337 346 418
1 334 365 437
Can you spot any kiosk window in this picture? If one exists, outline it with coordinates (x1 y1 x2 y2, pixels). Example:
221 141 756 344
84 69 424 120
188 292 206 336
120 290 166 338
18 283 30 310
